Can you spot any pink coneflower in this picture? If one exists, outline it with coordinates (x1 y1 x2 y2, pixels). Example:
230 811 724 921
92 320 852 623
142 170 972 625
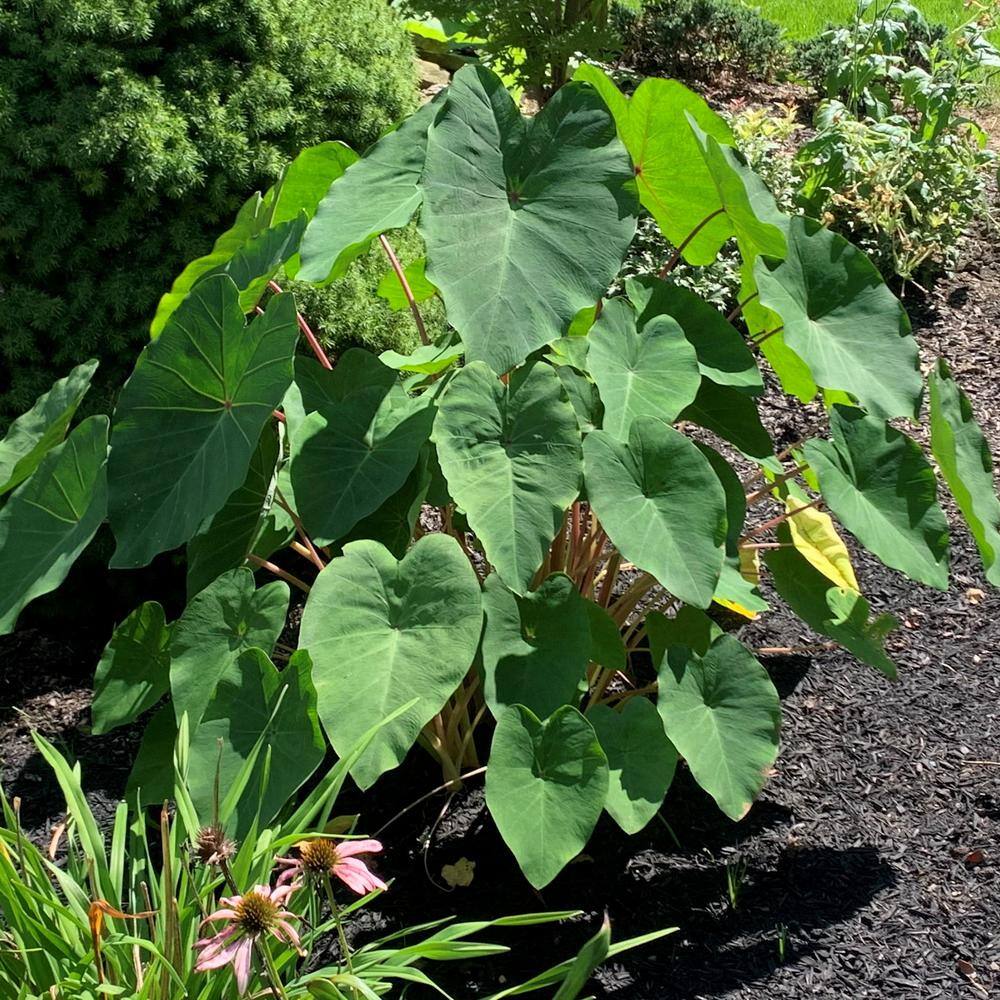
194 883 301 993
275 838 387 896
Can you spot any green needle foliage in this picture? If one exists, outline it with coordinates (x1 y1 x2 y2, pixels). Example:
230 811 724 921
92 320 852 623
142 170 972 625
1 62 998 893
0 0 418 426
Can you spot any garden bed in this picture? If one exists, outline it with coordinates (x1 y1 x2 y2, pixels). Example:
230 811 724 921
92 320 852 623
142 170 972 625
2 210 997 997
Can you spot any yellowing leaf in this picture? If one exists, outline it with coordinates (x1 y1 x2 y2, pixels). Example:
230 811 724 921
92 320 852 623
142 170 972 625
739 547 760 587
441 857 476 888
715 550 762 620
785 496 859 592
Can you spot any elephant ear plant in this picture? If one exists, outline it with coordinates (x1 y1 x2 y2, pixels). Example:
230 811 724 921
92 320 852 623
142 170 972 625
1 64 998 890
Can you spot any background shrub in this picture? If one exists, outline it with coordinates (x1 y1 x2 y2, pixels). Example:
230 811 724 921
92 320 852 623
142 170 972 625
288 225 446 359
613 0 786 84
0 0 417 426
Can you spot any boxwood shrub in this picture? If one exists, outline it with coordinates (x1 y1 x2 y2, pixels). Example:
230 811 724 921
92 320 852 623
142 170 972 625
0 0 417 425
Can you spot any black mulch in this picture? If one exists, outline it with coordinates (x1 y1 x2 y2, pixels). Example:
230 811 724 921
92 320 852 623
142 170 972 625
2 184 999 1000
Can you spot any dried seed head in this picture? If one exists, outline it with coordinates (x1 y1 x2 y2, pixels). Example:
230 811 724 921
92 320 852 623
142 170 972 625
194 824 236 866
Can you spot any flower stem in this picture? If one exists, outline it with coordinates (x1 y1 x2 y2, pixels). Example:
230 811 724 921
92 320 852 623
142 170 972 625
259 936 290 1000
325 877 355 978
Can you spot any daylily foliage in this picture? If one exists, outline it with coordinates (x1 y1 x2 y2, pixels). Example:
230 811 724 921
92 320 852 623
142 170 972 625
1 63 997 890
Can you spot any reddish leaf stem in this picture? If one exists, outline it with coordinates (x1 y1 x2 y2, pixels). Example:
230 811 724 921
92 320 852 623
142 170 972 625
739 497 823 543
658 208 726 277
267 280 332 370
274 491 326 571
379 234 430 345
727 292 759 323
248 554 311 593
745 464 809 506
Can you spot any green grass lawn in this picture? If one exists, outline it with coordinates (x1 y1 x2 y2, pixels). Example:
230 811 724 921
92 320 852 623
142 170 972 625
756 0 979 39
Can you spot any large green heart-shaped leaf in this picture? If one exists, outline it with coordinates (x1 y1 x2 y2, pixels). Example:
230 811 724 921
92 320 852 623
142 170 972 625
421 65 637 374
804 406 949 590
929 359 1000 586
486 704 608 889
289 351 436 546
186 425 281 598
574 65 734 265
689 120 788 260
299 534 482 789
587 298 700 439
271 142 361 228
0 360 98 497
755 218 921 420
109 276 298 568
647 606 723 663
92 601 171 735
584 419 726 607
764 543 899 679
656 636 781 821
626 278 761 394
339 447 432 559
679 380 774 463
588 698 677 835
481 573 591 720
169 568 289 728
433 361 582 594
298 98 441 284
0 415 108 635
188 648 325 838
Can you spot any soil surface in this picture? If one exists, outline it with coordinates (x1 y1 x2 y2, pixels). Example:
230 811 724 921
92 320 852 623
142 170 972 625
2 139 999 1000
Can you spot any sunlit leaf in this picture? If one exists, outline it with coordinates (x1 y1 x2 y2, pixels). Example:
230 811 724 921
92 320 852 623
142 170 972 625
755 218 921 420
421 65 637 374
804 406 948 590
486 704 608 889
656 635 780 821
376 258 438 311
0 360 98 497
588 699 676 835
584 418 726 607
298 99 440 283
784 495 859 592
929 358 1000 586
587 298 700 439
574 65 734 264
434 361 582 594
300 535 482 789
